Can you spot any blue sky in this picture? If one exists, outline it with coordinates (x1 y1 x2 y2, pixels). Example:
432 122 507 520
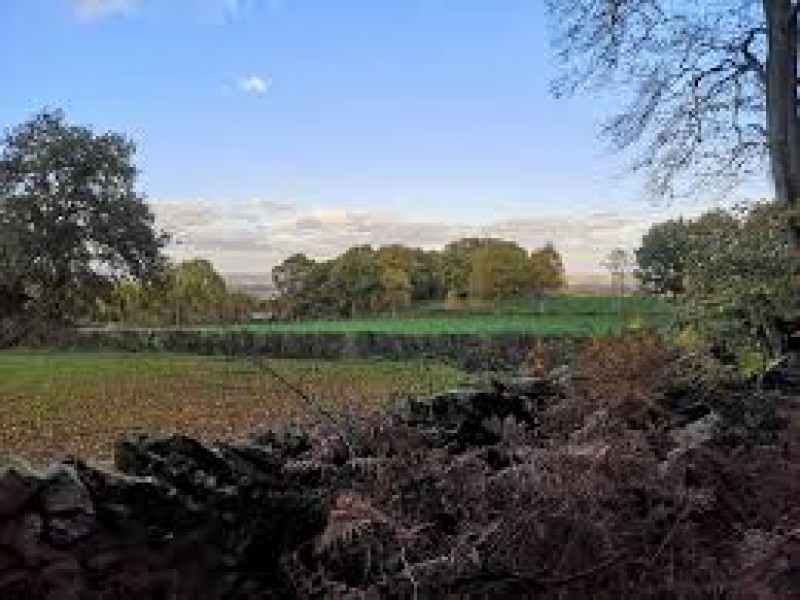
1 0 771 277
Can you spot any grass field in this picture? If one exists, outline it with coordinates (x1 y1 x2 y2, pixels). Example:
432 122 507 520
0 351 464 464
188 313 656 336
90 295 670 337
139 295 670 336
403 294 669 317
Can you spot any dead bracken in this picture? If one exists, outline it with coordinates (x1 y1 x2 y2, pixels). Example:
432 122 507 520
0 336 798 599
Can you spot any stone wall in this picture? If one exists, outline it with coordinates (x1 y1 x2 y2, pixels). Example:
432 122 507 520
0 376 558 599
0 434 330 599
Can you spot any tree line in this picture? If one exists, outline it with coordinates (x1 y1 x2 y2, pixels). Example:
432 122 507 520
98 259 261 327
270 239 565 320
0 110 565 335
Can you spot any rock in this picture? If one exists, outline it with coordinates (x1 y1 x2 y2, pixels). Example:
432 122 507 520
0 431 332 599
670 411 722 452
40 556 81 600
45 512 96 548
0 512 44 566
0 465 40 519
40 465 94 516
37 465 97 548
395 376 555 450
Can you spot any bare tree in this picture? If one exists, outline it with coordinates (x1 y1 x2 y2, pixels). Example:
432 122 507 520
546 0 800 249
601 247 633 321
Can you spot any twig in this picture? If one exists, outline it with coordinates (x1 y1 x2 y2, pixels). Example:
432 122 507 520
246 355 340 425
647 499 694 566
240 355 357 457
400 546 419 600
446 552 624 593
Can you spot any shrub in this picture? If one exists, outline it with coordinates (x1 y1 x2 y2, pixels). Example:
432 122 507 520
572 332 674 426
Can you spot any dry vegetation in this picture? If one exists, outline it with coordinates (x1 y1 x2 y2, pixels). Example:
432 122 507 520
282 334 800 598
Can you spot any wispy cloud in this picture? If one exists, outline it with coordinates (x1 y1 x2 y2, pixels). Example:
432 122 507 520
224 0 286 18
72 0 138 21
72 0 277 22
237 75 269 97
153 198 661 281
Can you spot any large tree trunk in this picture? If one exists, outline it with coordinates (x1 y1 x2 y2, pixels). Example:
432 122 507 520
764 0 800 361
764 0 800 227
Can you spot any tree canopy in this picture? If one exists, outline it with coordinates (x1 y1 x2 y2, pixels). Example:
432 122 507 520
100 259 260 326
270 239 566 319
635 219 690 297
0 110 166 342
636 199 800 361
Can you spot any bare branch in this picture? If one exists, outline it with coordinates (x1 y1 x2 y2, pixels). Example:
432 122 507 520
547 0 769 200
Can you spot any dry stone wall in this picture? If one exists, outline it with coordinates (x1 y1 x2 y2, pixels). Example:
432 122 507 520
0 434 330 599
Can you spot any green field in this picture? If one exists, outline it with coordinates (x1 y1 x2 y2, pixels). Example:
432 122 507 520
91 294 670 337
192 312 661 336
403 294 669 317
198 295 669 335
0 351 464 464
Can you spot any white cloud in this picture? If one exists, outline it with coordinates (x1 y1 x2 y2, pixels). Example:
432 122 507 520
152 198 662 283
72 0 138 21
237 75 268 97
72 0 276 22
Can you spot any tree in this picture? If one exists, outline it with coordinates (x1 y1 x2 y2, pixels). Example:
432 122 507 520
681 200 799 360
0 109 166 341
469 240 534 302
376 244 414 274
272 253 316 298
442 238 491 300
602 248 634 312
375 244 447 309
636 211 747 299
635 201 798 362
408 249 446 303
272 253 317 318
99 279 144 325
546 0 800 252
529 242 566 295
379 266 412 314
329 246 384 317
376 246 414 313
221 291 259 323
167 259 228 325
683 209 742 255
98 258 260 326
635 219 690 297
